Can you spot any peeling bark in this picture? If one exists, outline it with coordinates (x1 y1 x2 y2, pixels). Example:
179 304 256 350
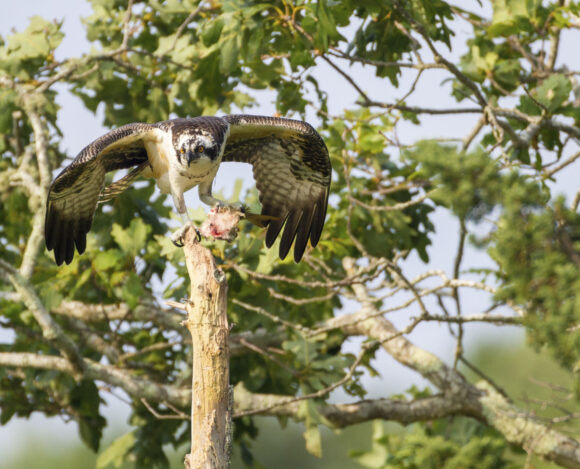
182 228 231 469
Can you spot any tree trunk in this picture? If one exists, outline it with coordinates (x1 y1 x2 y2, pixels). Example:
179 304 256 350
183 228 231 469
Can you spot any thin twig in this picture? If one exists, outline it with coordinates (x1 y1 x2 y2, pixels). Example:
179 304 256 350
459 356 510 399
321 55 372 104
543 150 580 179
326 49 445 71
266 287 336 305
232 299 311 333
120 0 135 50
169 3 206 52
234 342 370 418
364 101 482 115
141 398 189 420
452 219 467 368
348 189 435 212
238 338 299 378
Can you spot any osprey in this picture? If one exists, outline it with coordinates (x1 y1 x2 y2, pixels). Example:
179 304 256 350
44 115 331 265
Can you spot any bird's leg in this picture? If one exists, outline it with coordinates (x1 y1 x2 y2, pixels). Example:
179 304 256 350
199 192 245 213
171 192 200 247
198 181 245 213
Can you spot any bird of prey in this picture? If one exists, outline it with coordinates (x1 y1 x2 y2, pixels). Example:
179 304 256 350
44 115 331 265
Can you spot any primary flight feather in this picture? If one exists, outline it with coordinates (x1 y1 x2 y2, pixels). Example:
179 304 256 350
44 115 331 265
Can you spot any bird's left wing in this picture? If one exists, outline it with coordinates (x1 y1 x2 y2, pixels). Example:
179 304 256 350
222 115 331 262
45 123 164 265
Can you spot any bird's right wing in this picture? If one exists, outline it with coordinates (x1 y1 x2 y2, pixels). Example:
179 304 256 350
222 115 331 262
45 123 165 265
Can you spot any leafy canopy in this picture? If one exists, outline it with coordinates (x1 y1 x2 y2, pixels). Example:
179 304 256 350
2 1 580 468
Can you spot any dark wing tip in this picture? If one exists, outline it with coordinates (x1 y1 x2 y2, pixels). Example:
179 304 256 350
45 199 93 266
293 205 315 262
279 210 302 261
278 195 325 263
309 192 328 248
265 211 287 249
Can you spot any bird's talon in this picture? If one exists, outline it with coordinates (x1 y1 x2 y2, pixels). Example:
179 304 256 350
171 224 195 247
212 201 245 214
230 201 245 212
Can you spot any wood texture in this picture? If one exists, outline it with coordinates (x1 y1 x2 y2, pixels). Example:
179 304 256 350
183 228 230 469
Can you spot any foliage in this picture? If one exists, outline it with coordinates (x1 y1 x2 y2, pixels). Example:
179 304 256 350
351 387 518 469
490 197 580 378
351 418 514 469
3 0 580 468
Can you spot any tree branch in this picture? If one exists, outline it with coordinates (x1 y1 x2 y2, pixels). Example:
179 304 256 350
16 96 52 279
0 260 84 375
364 101 482 115
0 352 189 406
233 383 468 426
391 0 488 108
52 299 184 331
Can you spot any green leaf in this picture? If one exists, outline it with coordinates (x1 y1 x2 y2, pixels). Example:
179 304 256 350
70 380 106 452
121 272 144 309
245 26 265 61
303 425 322 458
79 418 102 453
111 219 151 258
202 18 224 46
219 35 239 73
155 234 184 263
93 249 124 270
147 87 169 121
0 406 16 425
39 284 63 311
97 431 136 469
256 242 279 274
488 0 532 36
4 16 63 60
314 0 338 51
350 421 387 468
534 74 572 112
154 35 175 56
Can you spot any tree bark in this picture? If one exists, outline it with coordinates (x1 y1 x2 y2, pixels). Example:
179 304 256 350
183 229 231 469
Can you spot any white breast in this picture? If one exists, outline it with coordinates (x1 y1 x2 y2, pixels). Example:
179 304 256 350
168 156 220 194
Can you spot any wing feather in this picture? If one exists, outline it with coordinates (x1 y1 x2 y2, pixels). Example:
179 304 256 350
45 123 163 265
222 115 331 262
294 204 315 261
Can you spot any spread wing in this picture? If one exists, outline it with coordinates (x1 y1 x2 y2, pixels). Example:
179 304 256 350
222 115 331 262
45 123 164 265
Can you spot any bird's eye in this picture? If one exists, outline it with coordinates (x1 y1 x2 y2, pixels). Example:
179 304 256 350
196 145 205 153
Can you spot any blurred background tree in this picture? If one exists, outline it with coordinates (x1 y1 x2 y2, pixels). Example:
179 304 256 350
2 0 580 467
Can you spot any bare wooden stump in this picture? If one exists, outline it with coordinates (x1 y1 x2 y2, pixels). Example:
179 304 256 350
183 228 230 469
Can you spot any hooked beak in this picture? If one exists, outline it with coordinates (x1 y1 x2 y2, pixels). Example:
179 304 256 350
186 150 198 166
